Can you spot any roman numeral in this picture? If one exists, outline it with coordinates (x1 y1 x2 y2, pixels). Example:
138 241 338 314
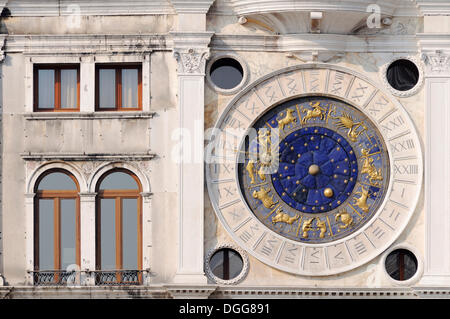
394 164 418 175
330 72 345 95
310 70 320 91
382 115 405 132
351 83 368 102
354 242 367 255
286 77 298 94
391 139 415 153
372 226 385 239
284 246 298 264
261 239 278 256
265 86 276 103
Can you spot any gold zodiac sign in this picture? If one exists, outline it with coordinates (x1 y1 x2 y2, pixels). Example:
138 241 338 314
335 209 354 229
252 187 277 209
246 160 256 184
277 108 297 131
271 208 300 225
256 129 273 182
330 112 367 142
302 217 327 238
301 102 326 124
360 148 383 186
316 218 327 238
302 218 314 238
353 186 370 213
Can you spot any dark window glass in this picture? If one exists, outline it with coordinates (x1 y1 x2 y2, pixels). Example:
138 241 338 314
385 249 418 281
210 58 244 90
209 248 243 280
386 59 419 91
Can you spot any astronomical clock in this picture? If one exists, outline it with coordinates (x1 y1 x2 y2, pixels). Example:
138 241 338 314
206 64 422 276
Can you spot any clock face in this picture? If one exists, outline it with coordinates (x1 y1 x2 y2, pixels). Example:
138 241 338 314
206 64 422 276
237 96 390 244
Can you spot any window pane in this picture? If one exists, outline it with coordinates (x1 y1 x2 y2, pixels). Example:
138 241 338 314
122 69 138 108
39 199 54 270
38 69 55 109
61 69 78 109
38 172 77 191
100 199 116 270
99 172 138 190
122 199 138 270
60 199 76 270
99 69 116 108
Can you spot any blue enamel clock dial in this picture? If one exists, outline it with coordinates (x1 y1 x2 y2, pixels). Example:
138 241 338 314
272 126 358 214
238 97 390 244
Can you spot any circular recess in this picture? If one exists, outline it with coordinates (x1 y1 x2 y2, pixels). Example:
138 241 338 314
207 55 248 94
386 59 419 92
210 248 243 280
385 249 418 281
205 244 249 284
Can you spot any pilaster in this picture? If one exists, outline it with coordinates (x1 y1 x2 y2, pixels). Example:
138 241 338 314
79 192 96 286
419 42 450 286
171 31 213 284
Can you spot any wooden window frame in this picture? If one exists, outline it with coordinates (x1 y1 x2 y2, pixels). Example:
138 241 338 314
95 169 143 283
33 64 80 112
95 64 143 111
34 169 81 273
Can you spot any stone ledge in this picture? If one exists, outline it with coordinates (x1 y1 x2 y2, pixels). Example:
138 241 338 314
24 112 156 120
21 152 157 161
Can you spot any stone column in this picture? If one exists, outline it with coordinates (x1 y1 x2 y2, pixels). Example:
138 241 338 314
171 32 213 284
79 192 96 285
420 49 450 286
80 56 95 113
24 193 35 285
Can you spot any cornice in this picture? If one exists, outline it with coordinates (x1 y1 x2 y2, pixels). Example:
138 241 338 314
228 0 417 16
210 34 419 53
170 0 216 14
416 0 450 15
5 0 176 16
4 34 170 55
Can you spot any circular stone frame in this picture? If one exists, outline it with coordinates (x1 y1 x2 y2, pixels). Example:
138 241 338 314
206 54 249 95
381 243 423 286
204 243 250 285
206 63 423 276
380 56 424 98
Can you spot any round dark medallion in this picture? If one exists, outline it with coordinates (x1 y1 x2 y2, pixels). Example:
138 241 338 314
209 57 244 90
386 59 420 92
385 249 418 281
209 248 244 281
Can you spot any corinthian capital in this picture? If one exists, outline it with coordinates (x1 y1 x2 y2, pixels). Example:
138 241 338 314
422 51 450 74
174 48 210 74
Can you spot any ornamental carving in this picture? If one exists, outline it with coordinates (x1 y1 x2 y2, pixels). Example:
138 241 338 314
174 48 209 74
422 51 450 74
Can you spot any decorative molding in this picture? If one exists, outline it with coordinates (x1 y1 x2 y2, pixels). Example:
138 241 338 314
285 50 344 63
210 34 419 53
204 243 250 285
24 112 156 121
5 34 165 55
380 55 425 97
165 284 217 299
416 0 450 15
229 0 417 17
170 0 216 14
5 0 176 16
422 51 450 75
21 152 156 162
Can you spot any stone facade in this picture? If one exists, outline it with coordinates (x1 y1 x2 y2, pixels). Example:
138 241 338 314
0 0 448 299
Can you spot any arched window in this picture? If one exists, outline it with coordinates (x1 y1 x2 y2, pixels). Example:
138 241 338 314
34 169 80 284
95 169 142 285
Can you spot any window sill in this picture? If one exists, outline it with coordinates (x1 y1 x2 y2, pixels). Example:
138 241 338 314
24 111 156 120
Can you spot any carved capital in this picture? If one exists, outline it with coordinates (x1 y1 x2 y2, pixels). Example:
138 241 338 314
174 48 210 74
422 51 450 74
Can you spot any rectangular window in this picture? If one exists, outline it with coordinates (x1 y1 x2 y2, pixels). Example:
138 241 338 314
34 65 80 111
96 64 142 111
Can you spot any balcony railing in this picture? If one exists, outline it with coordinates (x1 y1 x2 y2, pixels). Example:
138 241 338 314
30 270 79 286
30 269 149 286
93 270 144 286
